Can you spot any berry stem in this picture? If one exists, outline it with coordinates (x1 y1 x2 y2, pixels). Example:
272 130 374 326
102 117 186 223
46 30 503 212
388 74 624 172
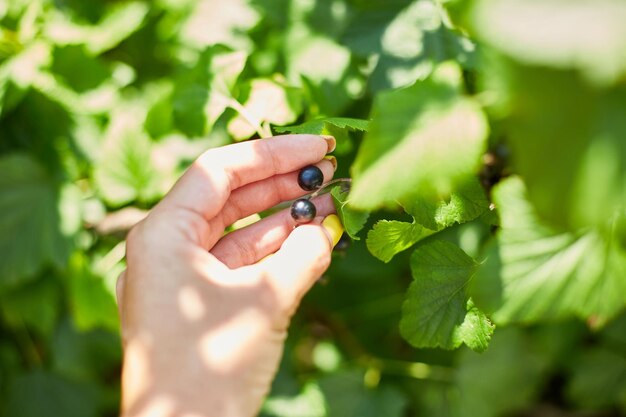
309 178 352 199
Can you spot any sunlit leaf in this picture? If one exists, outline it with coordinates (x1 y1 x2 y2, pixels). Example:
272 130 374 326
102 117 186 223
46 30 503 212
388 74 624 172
402 177 490 231
172 48 247 137
481 57 626 231
343 0 476 91
44 1 149 55
275 117 369 135
263 382 326 417
351 66 488 209
228 78 303 140
400 240 494 352
471 0 626 85
471 177 626 325
366 220 434 263
94 127 159 207
179 0 259 50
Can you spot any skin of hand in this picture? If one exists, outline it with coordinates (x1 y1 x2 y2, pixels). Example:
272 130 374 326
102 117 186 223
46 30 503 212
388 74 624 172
116 134 344 417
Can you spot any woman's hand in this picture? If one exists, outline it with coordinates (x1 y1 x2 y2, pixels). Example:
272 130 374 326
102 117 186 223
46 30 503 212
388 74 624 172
116 134 343 417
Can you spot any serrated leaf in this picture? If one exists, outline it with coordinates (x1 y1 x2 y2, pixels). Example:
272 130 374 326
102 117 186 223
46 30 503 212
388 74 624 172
331 186 369 240
351 68 488 210
0 154 77 292
400 240 494 352
366 220 435 263
402 177 491 231
275 117 368 155
471 177 626 325
275 117 370 135
471 0 626 85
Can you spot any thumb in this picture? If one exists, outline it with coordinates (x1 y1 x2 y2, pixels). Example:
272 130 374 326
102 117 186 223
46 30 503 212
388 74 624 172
260 214 344 313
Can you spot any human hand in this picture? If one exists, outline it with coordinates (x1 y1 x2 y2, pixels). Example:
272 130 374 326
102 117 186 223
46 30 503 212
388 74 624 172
116 135 343 417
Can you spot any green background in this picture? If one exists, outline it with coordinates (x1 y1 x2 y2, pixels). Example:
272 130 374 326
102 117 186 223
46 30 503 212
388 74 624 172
1 0 625 416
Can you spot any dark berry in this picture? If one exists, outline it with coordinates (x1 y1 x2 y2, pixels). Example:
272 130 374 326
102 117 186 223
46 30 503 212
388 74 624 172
298 165 324 191
291 198 316 223
334 233 351 251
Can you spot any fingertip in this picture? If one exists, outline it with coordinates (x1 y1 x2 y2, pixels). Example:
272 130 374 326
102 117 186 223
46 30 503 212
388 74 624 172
321 214 344 247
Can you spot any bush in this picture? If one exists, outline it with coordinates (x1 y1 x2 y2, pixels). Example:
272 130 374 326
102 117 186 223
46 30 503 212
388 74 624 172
1 0 625 416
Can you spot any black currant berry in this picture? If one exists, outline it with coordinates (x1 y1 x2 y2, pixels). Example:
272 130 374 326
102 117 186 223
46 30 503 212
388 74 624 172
334 233 351 251
297 165 324 191
290 198 316 224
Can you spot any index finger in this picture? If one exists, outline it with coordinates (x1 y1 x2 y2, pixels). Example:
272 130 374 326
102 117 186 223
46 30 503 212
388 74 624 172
159 134 335 220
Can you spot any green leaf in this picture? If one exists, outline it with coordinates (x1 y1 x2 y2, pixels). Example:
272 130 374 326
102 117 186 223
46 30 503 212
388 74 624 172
65 254 119 332
263 382 326 417
402 177 490 231
471 0 626 85
343 1 476 91
284 32 355 115
94 127 159 207
454 328 549 417
481 57 626 231
350 66 488 210
0 154 77 292
228 78 303 140
179 0 259 50
331 186 370 240
366 220 434 263
471 177 626 325
318 370 408 417
275 117 369 155
44 1 149 55
400 240 494 352
4 370 99 417
275 117 370 135
0 277 62 338
172 48 247 137
50 45 110 93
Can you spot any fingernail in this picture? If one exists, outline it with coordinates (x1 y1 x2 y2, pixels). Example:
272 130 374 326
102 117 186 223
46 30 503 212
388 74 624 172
322 214 344 247
321 135 336 153
324 155 338 171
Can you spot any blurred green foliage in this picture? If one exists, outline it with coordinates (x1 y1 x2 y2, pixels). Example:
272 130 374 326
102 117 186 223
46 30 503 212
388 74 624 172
0 0 625 416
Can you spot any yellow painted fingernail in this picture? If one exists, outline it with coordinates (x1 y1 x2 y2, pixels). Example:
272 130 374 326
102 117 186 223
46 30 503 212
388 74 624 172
321 135 336 153
322 214 344 247
324 155 338 171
